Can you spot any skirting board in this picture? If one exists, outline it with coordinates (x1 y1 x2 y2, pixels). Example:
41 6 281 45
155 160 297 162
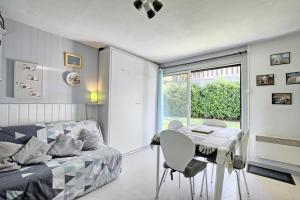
122 145 151 157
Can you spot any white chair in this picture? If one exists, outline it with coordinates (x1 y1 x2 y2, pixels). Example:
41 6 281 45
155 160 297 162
233 129 250 200
164 120 184 188
202 119 227 183
168 119 184 130
156 130 208 200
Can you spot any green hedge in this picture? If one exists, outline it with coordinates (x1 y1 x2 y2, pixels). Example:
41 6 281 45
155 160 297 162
164 79 240 121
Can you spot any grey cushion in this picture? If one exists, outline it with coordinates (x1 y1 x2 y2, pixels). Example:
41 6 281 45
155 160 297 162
80 120 104 143
78 129 104 151
233 155 246 169
0 142 23 160
12 137 52 165
183 159 207 178
164 159 207 178
49 134 83 157
0 158 21 172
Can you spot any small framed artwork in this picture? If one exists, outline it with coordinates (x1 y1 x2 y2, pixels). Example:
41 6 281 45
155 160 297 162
270 52 290 66
272 93 292 105
64 52 82 68
256 74 274 86
286 72 300 85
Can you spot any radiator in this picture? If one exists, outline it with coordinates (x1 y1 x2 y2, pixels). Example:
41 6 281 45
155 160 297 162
256 135 300 166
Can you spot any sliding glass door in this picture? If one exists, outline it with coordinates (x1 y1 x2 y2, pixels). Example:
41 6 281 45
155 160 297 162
162 73 188 129
162 65 241 129
190 65 241 128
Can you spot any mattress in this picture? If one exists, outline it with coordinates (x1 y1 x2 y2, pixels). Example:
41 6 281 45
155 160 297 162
0 145 122 200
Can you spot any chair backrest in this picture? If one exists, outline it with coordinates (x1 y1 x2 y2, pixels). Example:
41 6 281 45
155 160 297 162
241 129 250 161
168 120 184 130
203 119 227 128
160 130 195 172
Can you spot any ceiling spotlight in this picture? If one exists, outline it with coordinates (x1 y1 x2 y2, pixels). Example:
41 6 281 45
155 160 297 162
133 0 144 10
133 0 163 19
152 0 163 12
143 1 155 19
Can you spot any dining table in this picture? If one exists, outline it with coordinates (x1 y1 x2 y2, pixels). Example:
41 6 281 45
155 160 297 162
152 125 245 200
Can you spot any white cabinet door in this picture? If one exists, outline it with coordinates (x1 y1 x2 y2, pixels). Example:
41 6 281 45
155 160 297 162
109 49 144 154
141 62 158 146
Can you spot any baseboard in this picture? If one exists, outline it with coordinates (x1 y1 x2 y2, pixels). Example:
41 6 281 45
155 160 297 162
122 145 151 156
248 157 300 176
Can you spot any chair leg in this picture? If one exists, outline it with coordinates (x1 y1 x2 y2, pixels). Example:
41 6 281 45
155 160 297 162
242 169 250 195
200 170 205 197
205 169 209 200
235 170 242 200
163 169 169 182
211 164 214 184
193 177 195 195
155 169 168 200
189 178 194 200
178 173 181 188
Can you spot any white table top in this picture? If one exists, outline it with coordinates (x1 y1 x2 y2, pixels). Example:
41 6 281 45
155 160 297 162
178 125 244 171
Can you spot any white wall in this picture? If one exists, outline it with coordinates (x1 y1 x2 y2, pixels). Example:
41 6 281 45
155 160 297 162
248 32 300 166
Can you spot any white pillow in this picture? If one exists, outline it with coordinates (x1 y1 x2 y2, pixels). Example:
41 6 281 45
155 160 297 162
0 142 23 160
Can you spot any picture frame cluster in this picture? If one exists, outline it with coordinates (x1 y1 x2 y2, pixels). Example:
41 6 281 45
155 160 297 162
256 52 298 105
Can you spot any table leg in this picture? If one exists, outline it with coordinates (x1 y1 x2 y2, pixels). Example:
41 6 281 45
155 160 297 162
156 146 160 193
214 164 225 200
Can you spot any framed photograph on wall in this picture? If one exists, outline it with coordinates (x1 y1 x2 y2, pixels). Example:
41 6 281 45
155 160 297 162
64 52 82 68
256 74 274 86
286 72 300 85
270 52 290 66
272 93 292 105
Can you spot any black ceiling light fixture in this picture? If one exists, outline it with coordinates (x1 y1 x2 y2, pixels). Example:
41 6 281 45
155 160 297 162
133 0 144 10
152 0 163 12
133 0 163 19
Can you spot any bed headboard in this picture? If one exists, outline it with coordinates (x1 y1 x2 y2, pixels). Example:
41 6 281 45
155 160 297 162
0 104 91 126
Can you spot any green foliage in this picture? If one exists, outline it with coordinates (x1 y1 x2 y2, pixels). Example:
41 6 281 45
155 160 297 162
164 79 240 121
163 82 187 117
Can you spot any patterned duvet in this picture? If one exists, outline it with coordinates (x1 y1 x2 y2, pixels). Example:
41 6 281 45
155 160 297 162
0 145 122 200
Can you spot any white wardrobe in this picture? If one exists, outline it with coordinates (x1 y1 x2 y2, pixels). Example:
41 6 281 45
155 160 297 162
98 47 158 154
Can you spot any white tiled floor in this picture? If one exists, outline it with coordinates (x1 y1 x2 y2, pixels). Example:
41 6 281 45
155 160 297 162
79 148 300 200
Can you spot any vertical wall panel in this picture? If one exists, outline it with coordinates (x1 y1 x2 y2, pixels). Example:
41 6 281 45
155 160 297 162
65 104 72 121
52 104 59 122
59 104 66 121
28 104 37 124
19 104 29 124
71 104 77 121
0 104 90 126
0 104 9 126
77 104 86 121
9 104 19 125
45 104 53 122
36 104 45 122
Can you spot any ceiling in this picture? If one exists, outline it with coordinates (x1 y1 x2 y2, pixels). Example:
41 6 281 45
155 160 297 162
0 0 300 64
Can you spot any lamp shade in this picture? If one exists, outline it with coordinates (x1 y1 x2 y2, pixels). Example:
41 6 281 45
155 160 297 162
90 91 98 103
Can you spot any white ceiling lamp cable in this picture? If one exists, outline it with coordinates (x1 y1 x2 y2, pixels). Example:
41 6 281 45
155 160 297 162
133 0 163 19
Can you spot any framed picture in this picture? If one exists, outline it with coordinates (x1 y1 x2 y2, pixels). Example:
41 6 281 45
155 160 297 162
272 93 292 105
286 72 300 85
64 52 82 68
270 52 290 66
256 74 274 86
